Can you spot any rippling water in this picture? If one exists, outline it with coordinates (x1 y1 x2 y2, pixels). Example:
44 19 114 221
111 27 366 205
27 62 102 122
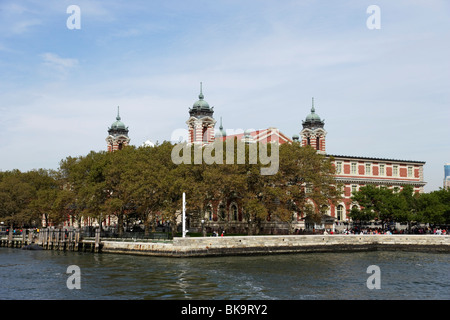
0 248 448 300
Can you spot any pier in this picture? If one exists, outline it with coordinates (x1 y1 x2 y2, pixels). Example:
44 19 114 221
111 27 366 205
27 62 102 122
0 228 101 253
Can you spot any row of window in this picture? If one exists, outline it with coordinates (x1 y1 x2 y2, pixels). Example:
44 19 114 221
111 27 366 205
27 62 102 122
344 184 410 197
335 162 415 178
205 203 239 221
205 203 352 222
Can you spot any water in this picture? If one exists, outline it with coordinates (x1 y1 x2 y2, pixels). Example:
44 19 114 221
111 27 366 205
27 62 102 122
0 248 448 300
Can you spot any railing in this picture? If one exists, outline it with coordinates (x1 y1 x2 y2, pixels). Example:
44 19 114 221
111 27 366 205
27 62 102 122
80 229 172 241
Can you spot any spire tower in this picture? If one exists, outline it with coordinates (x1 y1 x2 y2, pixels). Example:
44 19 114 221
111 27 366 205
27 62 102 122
300 98 327 154
187 82 216 145
106 106 130 152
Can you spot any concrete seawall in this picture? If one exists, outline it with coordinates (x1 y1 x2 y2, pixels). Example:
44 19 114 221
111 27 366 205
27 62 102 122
100 235 450 257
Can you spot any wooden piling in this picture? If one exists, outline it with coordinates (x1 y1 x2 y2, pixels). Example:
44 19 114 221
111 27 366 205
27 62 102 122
94 229 101 253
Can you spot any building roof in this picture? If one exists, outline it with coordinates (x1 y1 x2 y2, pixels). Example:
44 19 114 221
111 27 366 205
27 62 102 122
302 97 325 130
326 154 426 164
216 127 292 144
189 82 214 118
108 106 129 135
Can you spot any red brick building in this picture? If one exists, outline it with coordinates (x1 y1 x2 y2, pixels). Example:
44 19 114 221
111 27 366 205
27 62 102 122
99 85 426 234
185 86 426 233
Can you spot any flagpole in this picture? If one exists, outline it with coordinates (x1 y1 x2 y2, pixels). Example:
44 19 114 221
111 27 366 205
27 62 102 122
182 192 186 237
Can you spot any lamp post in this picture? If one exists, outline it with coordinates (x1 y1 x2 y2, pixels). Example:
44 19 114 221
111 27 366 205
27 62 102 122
201 219 206 237
182 192 187 237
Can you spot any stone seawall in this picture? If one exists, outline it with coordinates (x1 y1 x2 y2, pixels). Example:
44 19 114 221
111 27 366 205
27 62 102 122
100 235 450 257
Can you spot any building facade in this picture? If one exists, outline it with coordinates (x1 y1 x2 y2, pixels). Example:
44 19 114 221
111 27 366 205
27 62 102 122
95 86 426 234
444 163 450 189
328 155 425 222
183 89 426 233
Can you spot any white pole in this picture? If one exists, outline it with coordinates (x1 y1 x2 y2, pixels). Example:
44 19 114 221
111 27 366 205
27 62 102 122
182 192 186 238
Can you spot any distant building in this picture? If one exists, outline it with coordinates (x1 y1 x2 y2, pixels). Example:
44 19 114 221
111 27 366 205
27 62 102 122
444 163 450 189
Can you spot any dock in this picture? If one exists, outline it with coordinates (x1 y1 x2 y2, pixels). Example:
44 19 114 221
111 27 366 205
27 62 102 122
0 228 101 253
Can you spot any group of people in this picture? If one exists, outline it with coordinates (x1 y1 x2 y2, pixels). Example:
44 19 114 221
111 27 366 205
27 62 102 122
337 226 449 235
432 228 447 235
340 227 392 235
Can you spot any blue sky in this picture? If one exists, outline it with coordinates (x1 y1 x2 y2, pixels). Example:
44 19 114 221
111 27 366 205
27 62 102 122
0 0 449 192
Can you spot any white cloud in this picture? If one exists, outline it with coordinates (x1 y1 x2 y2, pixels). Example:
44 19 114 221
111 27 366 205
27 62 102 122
40 53 79 77
41 53 78 68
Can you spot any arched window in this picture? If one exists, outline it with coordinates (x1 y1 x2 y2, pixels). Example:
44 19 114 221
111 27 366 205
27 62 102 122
218 203 226 220
337 205 344 221
206 205 213 221
230 204 238 221
202 126 208 143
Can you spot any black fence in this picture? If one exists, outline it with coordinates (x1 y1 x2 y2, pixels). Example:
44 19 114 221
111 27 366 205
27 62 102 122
80 228 172 240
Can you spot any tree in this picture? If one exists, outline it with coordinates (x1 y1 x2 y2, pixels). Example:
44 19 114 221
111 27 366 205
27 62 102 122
350 185 389 224
27 169 62 227
351 185 424 230
417 189 448 225
58 151 110 229
128 144 168 234
272 143 342 229
0 170 35 229
391 185 420 231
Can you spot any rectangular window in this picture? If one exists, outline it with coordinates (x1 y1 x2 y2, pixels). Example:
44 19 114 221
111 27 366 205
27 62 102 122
408 166 413 178
351 162 357 175
305 184 312 195
351 185 358 195
365 163 372 175
393 165 399 177
336 161 342 174
379 164 385 176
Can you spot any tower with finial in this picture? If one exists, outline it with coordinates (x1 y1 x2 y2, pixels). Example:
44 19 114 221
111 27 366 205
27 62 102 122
106 106 130 152
215 116 227 139
187 82 216 145
300 97 327 154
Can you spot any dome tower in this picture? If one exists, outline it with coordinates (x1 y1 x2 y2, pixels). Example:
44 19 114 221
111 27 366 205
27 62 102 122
300 98 327 154
106 106 130 152
187 82 216 145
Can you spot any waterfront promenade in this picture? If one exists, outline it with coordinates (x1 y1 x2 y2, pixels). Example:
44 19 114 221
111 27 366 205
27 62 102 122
99 234 450 257
1 230 448 257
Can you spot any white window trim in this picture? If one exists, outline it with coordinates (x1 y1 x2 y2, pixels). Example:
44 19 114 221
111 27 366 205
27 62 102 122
407 166 413 178
336 161 343 174
365 163 372 176
379 163 385 177
393 165 399 177
350 162 357 175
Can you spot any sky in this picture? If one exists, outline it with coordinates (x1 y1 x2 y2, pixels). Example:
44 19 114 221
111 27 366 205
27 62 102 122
0 0 449 192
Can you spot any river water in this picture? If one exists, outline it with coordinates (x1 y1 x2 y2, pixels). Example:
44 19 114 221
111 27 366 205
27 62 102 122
0 248 448 300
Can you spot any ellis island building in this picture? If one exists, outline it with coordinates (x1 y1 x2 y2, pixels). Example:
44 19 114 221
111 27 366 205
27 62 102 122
176 85 425 233
71 84 425 234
